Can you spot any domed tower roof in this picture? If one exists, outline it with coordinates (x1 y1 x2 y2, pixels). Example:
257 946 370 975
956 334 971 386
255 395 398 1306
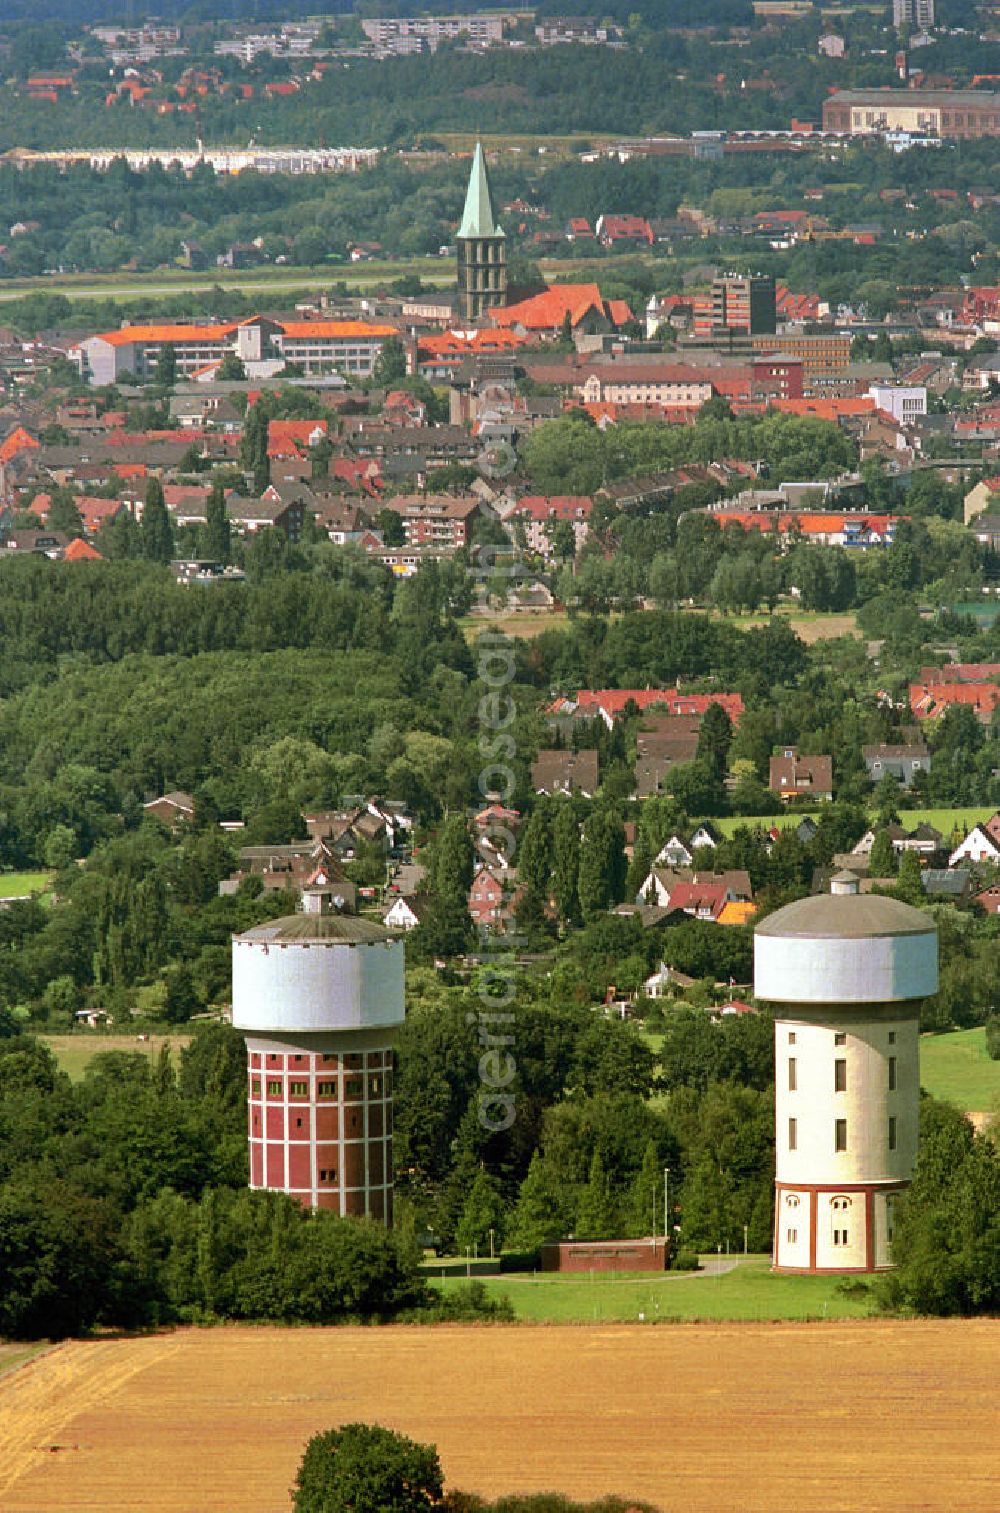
237 914 392 944
755 893 933 940
754 892 938 1005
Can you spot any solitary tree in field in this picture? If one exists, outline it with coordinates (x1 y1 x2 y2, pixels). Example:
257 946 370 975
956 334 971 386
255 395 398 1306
293 1422 443 1513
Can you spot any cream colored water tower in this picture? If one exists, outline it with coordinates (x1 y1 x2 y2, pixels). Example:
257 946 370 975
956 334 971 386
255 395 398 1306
754 875 938 1272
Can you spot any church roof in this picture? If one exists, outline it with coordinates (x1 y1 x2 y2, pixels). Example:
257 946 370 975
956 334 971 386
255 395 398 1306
458 142 503 241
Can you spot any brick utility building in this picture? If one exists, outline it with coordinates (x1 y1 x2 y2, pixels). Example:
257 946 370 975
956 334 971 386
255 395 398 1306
232 914 403 1221
822 88 1000 138
755 876 938 1273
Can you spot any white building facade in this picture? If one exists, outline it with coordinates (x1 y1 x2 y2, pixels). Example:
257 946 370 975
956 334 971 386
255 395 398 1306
755 879 937 1273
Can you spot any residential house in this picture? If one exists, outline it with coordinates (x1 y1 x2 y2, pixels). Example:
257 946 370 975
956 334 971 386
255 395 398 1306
501 495 593 558
949 821 1000 867
910 681 1000 723
769 747 834 802
468 865 510 930
143 791 195 827
384 893 431 931
964 476 1000 525
531 749 599 798
639 866 752 913
862 742 931 789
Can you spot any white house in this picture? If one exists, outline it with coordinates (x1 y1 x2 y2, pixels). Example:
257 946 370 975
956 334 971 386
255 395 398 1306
949 823 1000 867
653 834 694 868
384 896 425 931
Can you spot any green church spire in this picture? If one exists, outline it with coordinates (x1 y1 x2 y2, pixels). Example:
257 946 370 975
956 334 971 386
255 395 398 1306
458 141 503 241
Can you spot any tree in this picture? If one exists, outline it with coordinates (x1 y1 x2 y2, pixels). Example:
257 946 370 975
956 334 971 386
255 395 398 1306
577 807 627 920
377 508 406 547
47 487 84 537
894 850 924 906
241 401 270 494
217 352 246 381
454 1169 505 1256
879 1100 1000 1317
163 964 200 1025
575 1148 618 1240
371 336 407 388
551 804 580 926
868 829 897 879
293 1423 443 1513
505 1152 566 1251
155 342 177 388
141 477 174 564
626 1139 664 1240
202 476 231 564
697 701 733 782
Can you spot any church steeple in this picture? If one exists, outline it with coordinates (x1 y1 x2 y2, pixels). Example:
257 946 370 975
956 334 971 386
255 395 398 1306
458 141 501 240
456 141 506 323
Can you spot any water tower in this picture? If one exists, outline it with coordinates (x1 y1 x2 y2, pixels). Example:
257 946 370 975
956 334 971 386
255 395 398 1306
232 914 404 1222
754 876 937 1272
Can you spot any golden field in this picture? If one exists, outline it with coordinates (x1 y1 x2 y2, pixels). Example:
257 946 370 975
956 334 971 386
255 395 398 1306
0 1321 997 1513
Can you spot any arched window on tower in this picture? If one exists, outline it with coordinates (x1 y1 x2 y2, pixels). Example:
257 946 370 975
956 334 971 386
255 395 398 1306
831 1194 852 1247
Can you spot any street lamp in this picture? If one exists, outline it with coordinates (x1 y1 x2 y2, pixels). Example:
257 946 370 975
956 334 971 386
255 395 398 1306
663 1167 670 1247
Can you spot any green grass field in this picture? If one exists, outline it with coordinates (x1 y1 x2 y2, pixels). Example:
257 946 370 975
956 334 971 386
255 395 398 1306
431 1258 876 1322
0 1342 50 1379
0 871 53 899
43 1033 191 1082
715 806 992 841
919 1027 1000 1114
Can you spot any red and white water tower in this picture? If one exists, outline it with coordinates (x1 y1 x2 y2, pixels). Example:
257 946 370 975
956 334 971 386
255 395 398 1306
232 913 404 1222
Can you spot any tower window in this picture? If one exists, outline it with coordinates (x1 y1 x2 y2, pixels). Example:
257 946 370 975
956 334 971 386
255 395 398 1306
788 1057 797 1091
834 1032 846 1046
832 1229 849 1246
889 1116 897 1151
888 1031 896 1045
289 1080 308 1097
317 1081 336 1098
251 1078 261 1096
788 1117 797 1151
786 1228 797 1244
835 1119 847 1152
266 1080 281 1097
834 1058 847 1093
318 1168 338 1184
788 1031 796 1045
889 1056 897 1091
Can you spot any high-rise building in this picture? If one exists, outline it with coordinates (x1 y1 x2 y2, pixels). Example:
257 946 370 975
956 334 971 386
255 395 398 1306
711 274 777 337
456 141 506 323
754 874 938 1273
232 913 404 1222
893 0 934 30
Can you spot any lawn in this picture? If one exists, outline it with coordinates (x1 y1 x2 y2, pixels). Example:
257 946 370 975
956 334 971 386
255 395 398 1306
715 806 991 840
430 1257 876 1322
0 871 53 899
43 1033 191 1082
919 1027 1000 1114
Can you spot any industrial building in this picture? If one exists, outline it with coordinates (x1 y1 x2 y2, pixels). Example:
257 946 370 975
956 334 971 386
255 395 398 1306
231 913 404 1222
822 88 1000 139
754 874 938 1273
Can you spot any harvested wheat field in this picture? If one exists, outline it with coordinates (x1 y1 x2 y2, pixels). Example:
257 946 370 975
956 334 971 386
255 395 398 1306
0 1321 997 1513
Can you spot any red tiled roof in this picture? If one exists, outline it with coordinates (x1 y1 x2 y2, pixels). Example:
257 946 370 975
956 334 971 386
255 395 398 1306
513 495 593 521
64 537 102 561
491 283 608 332
0 426 38 463
575 689 744 722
